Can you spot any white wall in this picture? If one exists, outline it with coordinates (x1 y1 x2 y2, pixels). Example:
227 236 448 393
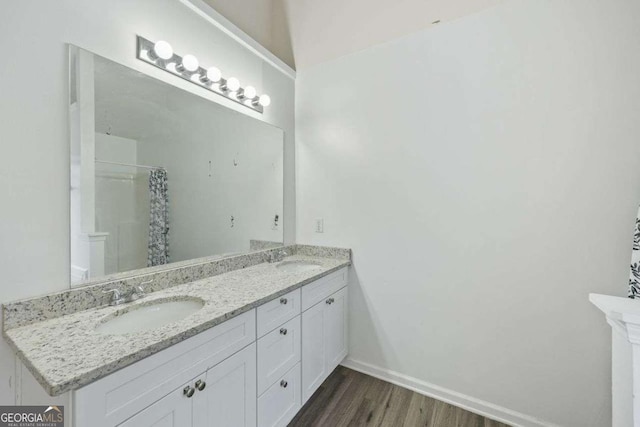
0 0 294 405
296 0 640 425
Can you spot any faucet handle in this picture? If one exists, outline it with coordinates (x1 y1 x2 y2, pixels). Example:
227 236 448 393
268 249 288 263
130 280 150 301
276 249 288 261
129 286 144 301
103 288 121 298
103 289 124 305
137 280 153 293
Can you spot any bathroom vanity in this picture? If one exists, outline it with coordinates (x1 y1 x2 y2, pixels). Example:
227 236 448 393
0 37 351 427
3 246 351 427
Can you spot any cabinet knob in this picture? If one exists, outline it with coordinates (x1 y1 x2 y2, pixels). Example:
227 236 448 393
280 297 288 305
183 386 195 398
280 328 287 335
326 298 334 305
280 380 288 388
195 380 206 391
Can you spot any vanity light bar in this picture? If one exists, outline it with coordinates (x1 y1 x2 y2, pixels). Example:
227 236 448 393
136 36 271 113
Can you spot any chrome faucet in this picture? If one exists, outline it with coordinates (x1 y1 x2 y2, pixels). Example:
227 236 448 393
268 249 288 263
103 289 126 306
103 280 150 306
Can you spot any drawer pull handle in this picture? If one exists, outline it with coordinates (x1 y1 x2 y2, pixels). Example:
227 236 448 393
326 298 335 305
183 386 195 398
280 380 288 388
280 328 287 335
195 380 206 391
280 297 288 305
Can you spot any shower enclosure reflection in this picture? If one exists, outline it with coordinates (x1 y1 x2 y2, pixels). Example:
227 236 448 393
69 46 284 285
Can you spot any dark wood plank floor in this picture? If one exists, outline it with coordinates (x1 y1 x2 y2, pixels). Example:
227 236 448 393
289 367 511 427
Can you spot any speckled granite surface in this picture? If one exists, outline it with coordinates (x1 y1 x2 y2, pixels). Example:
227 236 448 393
3 253 350 396
249 239 284 251
294 244 351 260
3 244 351 330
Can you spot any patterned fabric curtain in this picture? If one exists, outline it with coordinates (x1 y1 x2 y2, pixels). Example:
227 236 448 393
629 206 640 298
148 169 169 267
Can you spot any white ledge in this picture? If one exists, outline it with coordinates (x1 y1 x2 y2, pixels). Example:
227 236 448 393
590 293 640 347
590 293 640 327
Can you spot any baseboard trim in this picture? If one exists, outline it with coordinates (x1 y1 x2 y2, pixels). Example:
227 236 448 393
340 358 558 427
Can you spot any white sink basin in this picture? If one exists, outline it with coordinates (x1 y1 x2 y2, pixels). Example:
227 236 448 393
276 260 322 273
95 298 204 335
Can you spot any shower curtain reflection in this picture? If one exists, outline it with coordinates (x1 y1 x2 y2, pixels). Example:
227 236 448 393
148 169 170 267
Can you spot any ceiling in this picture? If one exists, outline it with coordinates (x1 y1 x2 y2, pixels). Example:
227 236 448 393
202 0 295 68
203 0 505 70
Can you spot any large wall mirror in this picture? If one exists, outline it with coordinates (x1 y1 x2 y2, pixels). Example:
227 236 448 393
69 46 284 285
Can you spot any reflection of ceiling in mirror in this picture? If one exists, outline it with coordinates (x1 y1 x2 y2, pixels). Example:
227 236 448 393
94 56 169 141
93 54 281 142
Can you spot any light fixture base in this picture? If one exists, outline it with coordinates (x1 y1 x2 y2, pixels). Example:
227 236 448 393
136 36 264 114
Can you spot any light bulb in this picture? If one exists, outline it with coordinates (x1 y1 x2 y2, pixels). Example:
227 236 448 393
180 54 199 72
206 67 221 82
258 94 271 107
226 77 240 92
243 86 257 99
153 40 173 60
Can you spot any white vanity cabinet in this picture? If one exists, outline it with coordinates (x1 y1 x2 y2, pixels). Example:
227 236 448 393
73 310 257 427
72 267 349 427
121 343 256 427
301 269 349 403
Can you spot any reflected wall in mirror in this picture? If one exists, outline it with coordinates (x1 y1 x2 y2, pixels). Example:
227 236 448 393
69 46 284 286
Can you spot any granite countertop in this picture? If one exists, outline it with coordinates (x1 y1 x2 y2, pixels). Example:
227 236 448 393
3 255 350 396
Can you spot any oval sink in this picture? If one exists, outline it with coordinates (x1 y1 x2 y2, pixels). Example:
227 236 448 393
276 260 323 273
95 298 204 335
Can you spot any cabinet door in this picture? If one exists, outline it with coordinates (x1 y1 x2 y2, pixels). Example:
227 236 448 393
326 286 348 372
193 343 257 427
118 382 193 427
301 300 327 403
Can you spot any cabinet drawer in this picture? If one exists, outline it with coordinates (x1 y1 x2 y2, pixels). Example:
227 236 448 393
74 310 256 427
257 288 300 338
301 267 348 311
257 363 301 427
257 315 301 395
